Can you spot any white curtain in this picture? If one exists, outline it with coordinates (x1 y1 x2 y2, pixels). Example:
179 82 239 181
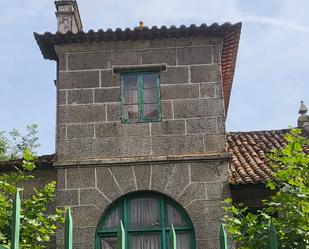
167 204 185 226
130 234 160 249
103 207 120 229
101 237 117 249
176 233 191 249
130 198 159 227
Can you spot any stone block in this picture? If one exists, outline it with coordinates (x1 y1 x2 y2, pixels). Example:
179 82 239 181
133 165 151 190
67 123 95 139
150 37 188 48
142 48 176 65
80 188 110 209
95 122 120 138
58 90 66 105
196 239 220 249
150 164 176 192
55 42 117 53
186 118 217 134
190 65 221 83
66 167 95 189
118 40 150 50
58 53 67 71
57 169 65 189
68 52 108 70
110 50 141 66
214 83 223 98
204 134 226 152
177 46 212 65
151 120 185 135
119 123 150 137
110 166 136 194
173 99 225 119
212 45 222 64
188 36 222 46
206 182 223 200
73 227 96 246
165 164 190 199
217 117 225 133
67 89 93 104
178 183 206 207
58 104 106 124
57 125 66 140
195 222 220 240
161 101 173 120
95 88 120 103
186 200 223 223
119 137 152 157
152 135 204 155
96 167 122 202
57 139 96 161
101 70 120 87
160 67 189 85
72 205 101 227
200 83 215 98
190 162 228 183
56 189 79 206
58 71 99 89
107 103 120 121
161 84 199 100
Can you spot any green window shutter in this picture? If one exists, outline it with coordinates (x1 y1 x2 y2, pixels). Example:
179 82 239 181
169 225 176 249
64 208 73 249
11 190 21 249
117 220 126 249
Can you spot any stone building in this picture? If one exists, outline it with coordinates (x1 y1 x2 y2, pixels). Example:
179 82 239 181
33 1 242 248
1 1 306 249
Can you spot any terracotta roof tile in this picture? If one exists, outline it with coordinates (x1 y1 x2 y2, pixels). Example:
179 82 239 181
227 129 289 185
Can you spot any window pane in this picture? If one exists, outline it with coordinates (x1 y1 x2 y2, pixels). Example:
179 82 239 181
103 207 121 229
124 104 139 121
130 234 160 249
101 237 117 249
143 73 158 105
130 198 160 227
123 74 138 104
167 203 186 226
143 104 158 119
176 233 191 249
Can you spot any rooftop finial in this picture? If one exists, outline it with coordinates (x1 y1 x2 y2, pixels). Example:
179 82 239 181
139 21 144 29
299 100 308 115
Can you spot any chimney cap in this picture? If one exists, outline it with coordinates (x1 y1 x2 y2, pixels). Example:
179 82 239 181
299 101 308 115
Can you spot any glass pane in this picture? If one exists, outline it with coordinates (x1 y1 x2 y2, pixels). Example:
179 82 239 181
130 234 160 249
143 73 158 105
101 237 117 249
176 233 191 249
167 203 186 226
130 198 160 227
143 104 158 119
123 74 138 104
103 207 121 229
124 104 139 121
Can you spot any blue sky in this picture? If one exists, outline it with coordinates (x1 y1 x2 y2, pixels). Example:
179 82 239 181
0 0 308 155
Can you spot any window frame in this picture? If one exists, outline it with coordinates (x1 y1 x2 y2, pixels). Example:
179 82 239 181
120 71 161 124
95 193 196 249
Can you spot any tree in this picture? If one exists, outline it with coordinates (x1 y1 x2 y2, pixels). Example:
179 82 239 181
223 129 309 249
0 125 63 249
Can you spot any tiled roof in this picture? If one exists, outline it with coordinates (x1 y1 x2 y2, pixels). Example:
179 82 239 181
227 129 289 185
34 22 241 112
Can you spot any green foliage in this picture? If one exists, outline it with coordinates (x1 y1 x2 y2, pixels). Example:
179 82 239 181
0 125 64 248
223 129 309 249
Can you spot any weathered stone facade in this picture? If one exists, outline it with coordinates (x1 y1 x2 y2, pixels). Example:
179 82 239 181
53 35 230 249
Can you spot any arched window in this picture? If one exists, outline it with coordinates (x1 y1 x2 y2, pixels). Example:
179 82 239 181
95 192 195 249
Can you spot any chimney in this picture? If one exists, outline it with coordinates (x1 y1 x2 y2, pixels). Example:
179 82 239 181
55 0 83 34
297 101 309 136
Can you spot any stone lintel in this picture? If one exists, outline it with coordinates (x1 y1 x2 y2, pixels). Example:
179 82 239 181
54 152 231 168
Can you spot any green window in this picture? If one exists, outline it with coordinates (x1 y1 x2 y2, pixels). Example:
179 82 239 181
95 193 195 249
120 72 161 123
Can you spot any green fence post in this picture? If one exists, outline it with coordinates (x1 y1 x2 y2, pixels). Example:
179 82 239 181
169 224 176 249
269 223 278 249
117 220 125 249
64 208 73 249
11 190 21 249
220 224 228 249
